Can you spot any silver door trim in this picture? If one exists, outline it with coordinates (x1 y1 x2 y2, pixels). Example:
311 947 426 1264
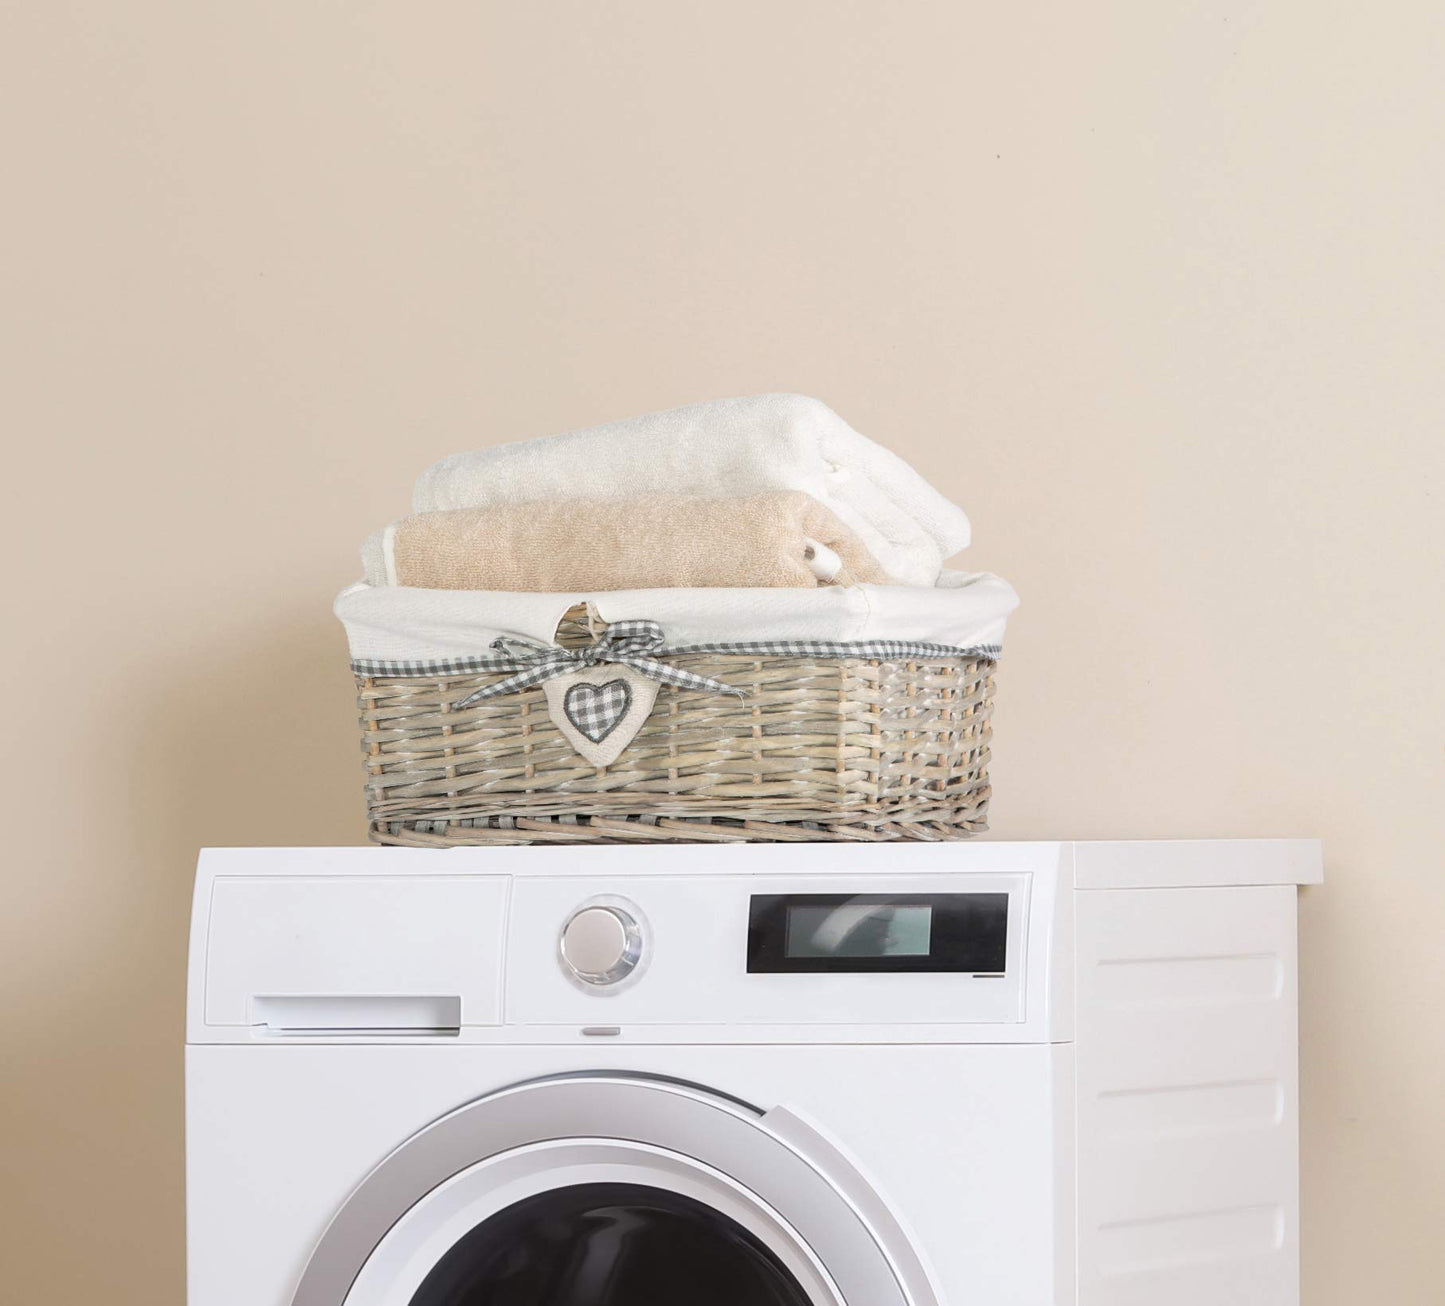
290 1073 939 1306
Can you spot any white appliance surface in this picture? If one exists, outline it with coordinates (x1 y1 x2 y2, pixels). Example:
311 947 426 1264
185 839 1320 1306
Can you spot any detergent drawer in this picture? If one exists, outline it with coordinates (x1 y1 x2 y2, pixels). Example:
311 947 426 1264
200 874 508 1036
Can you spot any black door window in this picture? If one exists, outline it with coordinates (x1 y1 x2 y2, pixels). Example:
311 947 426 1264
408 1181 815 1305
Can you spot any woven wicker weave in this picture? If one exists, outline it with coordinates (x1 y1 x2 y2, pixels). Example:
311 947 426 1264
354 605 996 846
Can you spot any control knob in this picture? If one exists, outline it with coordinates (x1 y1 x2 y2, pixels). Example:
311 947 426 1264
560 902 644 987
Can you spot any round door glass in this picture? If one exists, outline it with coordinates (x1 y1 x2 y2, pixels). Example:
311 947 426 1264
408 1182 815 1306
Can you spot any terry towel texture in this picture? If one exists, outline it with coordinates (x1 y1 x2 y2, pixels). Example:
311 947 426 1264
363 492 892 592
411 394 970 587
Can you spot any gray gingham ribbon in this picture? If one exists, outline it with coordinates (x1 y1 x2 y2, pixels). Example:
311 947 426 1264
451 620 744 709
352 637 1001 684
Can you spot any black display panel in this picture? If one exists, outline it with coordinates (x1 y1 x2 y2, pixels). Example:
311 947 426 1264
746 893 1009 974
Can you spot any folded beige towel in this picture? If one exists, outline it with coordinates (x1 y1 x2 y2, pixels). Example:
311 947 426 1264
363 492 893 591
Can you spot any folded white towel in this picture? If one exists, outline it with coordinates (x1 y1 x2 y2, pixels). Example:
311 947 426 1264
334 570 1017 668
412 395 971 587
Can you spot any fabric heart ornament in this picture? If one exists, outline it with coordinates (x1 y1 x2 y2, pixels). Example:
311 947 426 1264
564 679 631 743
542 666 660 767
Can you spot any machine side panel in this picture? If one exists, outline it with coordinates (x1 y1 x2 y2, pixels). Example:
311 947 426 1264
1075 885 1301 1306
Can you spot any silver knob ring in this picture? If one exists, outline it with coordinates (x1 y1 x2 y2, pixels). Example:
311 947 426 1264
559 897 649 991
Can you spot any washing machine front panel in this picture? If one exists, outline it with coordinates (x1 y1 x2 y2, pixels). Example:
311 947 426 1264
185 845 1082 1306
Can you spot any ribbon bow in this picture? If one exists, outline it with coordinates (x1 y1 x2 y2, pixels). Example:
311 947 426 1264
454 619 744 708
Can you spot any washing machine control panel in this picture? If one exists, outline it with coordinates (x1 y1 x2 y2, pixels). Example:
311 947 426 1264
508 870 1041 1028
190 847 1068 1041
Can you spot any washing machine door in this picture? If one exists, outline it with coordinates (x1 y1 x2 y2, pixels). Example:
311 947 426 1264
292 1074 939 1306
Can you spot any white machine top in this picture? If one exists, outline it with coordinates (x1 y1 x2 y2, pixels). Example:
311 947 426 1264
186 840 1319 1047
190 838 1321 885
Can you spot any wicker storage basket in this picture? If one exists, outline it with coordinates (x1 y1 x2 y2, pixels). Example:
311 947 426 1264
354 605 996 846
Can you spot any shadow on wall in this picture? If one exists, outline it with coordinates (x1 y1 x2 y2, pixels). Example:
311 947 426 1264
3 605 363 1303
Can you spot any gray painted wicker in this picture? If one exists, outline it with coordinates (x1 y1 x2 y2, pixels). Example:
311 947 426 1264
354 605 996 845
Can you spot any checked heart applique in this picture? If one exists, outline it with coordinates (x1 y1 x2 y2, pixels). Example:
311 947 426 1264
563 679 633 743
543 666 659 766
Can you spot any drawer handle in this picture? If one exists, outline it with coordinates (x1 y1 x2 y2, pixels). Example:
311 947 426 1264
251 994 461 1035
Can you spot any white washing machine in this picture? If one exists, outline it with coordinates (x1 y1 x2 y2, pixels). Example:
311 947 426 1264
185 839 1320 1306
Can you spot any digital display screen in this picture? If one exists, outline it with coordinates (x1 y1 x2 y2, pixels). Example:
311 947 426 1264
747 892 1008 974
785 903 934 958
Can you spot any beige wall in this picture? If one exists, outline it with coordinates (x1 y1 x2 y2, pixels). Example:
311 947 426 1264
3 3 1441 1301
